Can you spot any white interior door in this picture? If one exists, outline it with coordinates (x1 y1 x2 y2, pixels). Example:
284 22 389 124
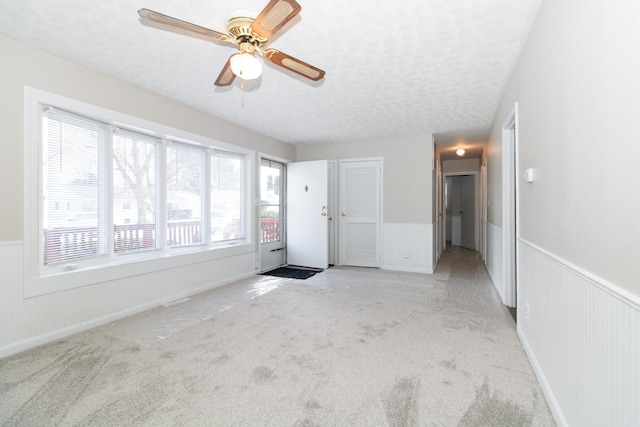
339 159 381 267
287 160 328 269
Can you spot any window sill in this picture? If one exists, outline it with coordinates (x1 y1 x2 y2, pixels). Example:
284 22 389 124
24 242 253 298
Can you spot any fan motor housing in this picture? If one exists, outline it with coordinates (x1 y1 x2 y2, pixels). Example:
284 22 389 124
226 15 266 45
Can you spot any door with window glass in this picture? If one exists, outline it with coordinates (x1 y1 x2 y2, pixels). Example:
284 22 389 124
260 159 285 271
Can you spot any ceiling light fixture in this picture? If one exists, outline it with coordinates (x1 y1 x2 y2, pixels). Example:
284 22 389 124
456 149 466 157
230 43 262 80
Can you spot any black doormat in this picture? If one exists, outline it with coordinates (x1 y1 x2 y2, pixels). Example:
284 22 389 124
260 266 322 280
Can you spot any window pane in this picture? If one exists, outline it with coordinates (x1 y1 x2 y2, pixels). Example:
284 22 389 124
42 109 108 265
211 152 244 242
260 206 280 243
113 131 158 254
260 162 282 243
167 145 203 247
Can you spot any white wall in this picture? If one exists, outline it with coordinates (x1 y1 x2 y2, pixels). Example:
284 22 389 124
0 35 295 356
297 135 436 273
486 0 640 424
442 158 479 173
297 135 434 224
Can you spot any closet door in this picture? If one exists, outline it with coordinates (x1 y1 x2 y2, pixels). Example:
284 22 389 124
339 159 381 267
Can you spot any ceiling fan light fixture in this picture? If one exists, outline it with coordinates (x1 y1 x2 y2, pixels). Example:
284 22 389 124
230 51 262 80
138 0 325 88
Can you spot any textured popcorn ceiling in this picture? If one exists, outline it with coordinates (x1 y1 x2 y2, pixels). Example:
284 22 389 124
0 0 540 151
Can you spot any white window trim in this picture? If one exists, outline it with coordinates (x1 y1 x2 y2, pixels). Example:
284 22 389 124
23 86 254 298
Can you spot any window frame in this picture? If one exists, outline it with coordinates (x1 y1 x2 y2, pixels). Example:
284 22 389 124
24 87 254 298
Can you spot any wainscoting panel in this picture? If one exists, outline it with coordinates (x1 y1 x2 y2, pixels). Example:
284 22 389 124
485 223 504 303
0 242 256 358
382 223 433 274
0 242 25 356
517 240 640 427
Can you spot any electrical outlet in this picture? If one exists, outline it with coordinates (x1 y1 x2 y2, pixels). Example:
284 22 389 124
403 250 409 258
524 303 530 322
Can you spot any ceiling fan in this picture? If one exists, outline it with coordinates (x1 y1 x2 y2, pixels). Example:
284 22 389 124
138 0 325 87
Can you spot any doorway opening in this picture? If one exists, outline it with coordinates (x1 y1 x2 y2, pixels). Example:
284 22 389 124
444 173 479 251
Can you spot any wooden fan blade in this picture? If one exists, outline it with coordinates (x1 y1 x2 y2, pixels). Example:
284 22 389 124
138 9 229 43
250 0 301 40
214 58 236 86
264 49 325 81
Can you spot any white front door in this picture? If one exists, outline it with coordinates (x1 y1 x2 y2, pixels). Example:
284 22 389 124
286 160 328 269
339 159 381 267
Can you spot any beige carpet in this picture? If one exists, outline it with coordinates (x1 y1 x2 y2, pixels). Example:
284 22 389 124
0 248 555 426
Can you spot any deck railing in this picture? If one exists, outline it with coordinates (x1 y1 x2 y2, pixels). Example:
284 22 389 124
44 218 278 264
44 221 200 265
261 218 280 243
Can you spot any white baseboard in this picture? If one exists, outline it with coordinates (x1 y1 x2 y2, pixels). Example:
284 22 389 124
0 270 255 358
381 266 433 274
517 326 568 427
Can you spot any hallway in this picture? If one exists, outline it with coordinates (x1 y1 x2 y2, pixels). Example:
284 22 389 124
0 248 554 426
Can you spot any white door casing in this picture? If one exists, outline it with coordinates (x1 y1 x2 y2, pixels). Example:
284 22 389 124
460 175 476 250
287 160 328 269
481 161 488 261
339 159 382 267
327 160 338 265
502 102 519 308
444 172 480 251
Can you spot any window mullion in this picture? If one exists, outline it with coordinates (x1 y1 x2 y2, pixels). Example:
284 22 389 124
158 139 168 253
203 149 212 245
105 126 116 259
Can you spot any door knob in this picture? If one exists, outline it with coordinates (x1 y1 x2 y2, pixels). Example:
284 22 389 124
328 216 333 221
341 212 346 217
321 212 327 216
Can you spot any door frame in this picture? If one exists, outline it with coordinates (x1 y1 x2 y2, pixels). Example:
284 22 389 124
443 171 480 250
481 159 488 261
327 159 338 265
501 102 519 308
435 159 443 261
